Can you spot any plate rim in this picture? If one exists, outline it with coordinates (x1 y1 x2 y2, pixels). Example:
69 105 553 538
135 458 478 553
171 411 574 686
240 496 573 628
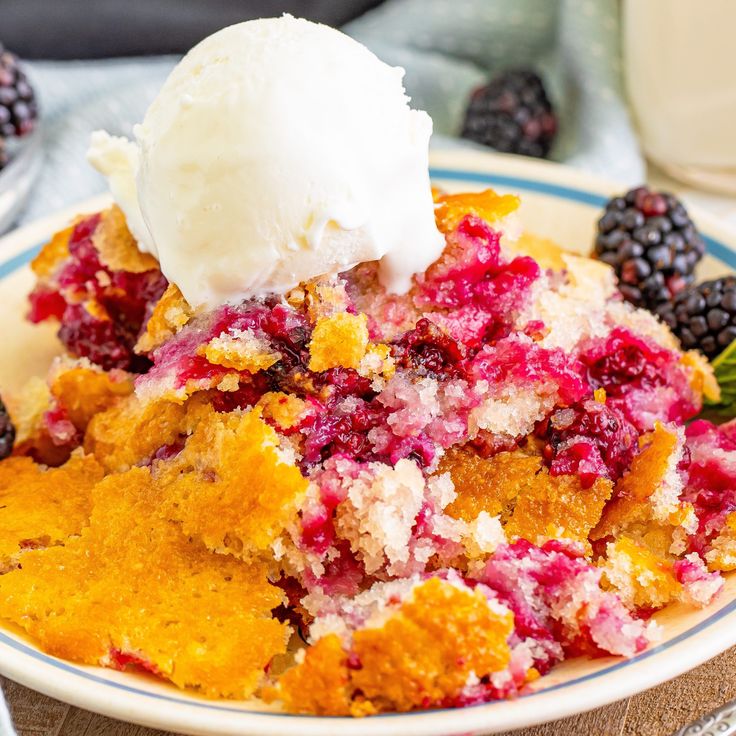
1 149 735 735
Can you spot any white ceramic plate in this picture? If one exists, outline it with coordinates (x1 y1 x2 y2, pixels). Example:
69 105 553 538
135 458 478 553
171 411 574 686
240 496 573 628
1 150 735 736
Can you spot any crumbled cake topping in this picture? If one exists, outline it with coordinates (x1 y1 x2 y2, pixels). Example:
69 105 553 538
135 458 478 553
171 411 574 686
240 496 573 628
333 458 426 574
154 406 308 560
0 467 288 697
256 391 309 430
92 205 159 273
602 536 683 609
593 422 684 540
203 328 282 372
308 312 369 372
49 358 134 432
443 448 543 523
31 225 73 279
434 189 520 234
134 283 192 354
442 446 612 548
0 453 103 572
268 577 514 715
507 232 566 271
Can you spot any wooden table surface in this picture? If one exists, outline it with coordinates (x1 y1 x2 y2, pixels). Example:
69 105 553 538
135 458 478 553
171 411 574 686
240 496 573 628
4 645 736 736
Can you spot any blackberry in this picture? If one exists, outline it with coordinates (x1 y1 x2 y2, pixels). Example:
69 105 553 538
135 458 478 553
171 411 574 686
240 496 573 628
0 44 38 139
0 395 15 460
656 276 736 359
461 69 557 158
594 187 705 309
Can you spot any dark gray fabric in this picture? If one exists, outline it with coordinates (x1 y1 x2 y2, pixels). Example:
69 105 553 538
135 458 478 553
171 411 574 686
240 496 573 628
0 0 385 58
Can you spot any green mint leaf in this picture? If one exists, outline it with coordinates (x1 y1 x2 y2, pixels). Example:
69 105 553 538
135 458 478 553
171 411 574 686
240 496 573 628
706 338 736 416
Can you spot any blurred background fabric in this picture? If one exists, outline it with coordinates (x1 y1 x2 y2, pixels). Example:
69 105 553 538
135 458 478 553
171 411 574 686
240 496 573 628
1 0 385 57
7 0 644 225
345 0 642 180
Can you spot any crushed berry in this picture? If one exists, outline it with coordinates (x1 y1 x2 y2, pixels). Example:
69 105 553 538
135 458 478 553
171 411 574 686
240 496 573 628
393 318 466 378
415 215 541 350
312 367 374 402
473 254 540 313
468 336 588 406
482 540 648 671
584 330 661 395
210 375 273 413
29 214 167 372
387 434 435 467
300 505 336 555
300 539 365 596
419 216 503 309
27 287 66 323
272 576 310 639
467 431 519 459
43 405 79 448
259 303 311 368
537 400 638 486
580 327 699 430
108 648 160 675
301 397 385 466
418 217 540 336
680 421 736 558
150 438 186 464
57 303 152 372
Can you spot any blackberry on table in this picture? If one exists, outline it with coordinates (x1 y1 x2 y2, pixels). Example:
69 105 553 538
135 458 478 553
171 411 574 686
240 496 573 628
0 396 15 460
0 44 38 140
656 276 736 360
594 187 705 310
461 69 557 159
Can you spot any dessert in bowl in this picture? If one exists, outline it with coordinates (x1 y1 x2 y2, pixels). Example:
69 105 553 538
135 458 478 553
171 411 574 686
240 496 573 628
1 15 735 724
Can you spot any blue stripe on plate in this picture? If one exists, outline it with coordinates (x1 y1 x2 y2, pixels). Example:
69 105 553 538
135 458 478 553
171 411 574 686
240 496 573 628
429 167 610 207
1 167 735 719
0 244 42 279
703 235 736 270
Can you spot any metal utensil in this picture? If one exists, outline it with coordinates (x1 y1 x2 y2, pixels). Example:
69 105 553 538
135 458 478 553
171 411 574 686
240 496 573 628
672 700 736 735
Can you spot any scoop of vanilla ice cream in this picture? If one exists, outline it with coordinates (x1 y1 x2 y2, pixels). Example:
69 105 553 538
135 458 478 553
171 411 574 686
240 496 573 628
87 15 443 308
87 132 151 249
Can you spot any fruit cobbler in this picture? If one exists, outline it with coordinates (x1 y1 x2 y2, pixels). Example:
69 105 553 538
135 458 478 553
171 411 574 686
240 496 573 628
1 188 735 716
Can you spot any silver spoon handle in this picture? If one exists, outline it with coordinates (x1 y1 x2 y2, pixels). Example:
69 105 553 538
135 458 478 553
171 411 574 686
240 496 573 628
671 701 736 735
